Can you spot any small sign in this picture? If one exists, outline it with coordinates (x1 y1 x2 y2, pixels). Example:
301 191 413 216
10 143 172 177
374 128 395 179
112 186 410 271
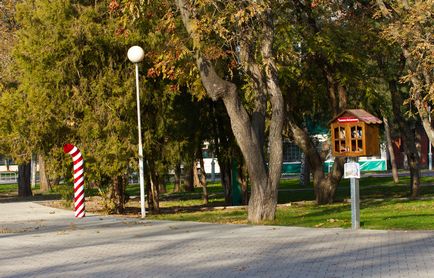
337 117 359 123
344 162 360 179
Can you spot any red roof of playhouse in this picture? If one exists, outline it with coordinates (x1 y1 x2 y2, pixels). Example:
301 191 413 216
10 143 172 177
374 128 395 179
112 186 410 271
329 109 382 125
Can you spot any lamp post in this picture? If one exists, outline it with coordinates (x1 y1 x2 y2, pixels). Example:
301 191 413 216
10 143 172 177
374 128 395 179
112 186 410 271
128 46 146 218
429 105 432 171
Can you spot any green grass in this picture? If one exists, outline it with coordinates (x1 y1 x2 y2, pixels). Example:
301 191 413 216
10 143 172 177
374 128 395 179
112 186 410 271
149 208 248 224
148 199 434 230
275 199 434 230
0 183 43 193
0 183 18 194
3 175 434 230
0 183 57 196
126 181 223 197
278 176 434 203
145 175 434 230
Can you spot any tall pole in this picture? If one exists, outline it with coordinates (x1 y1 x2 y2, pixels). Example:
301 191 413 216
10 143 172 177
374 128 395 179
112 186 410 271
350 157 360 229
31 154 37 189
429 106 432 171
135 63 146 218
128 46 146 218
211 152 215 182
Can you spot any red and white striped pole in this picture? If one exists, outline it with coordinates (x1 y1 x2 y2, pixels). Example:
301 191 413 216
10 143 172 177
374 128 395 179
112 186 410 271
63 144 85 218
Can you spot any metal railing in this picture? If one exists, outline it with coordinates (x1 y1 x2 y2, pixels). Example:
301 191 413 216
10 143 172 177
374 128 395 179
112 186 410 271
0 172 18 183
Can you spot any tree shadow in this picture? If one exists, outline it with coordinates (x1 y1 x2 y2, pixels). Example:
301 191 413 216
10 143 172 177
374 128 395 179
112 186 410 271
2 217 434 278
0 194 61 203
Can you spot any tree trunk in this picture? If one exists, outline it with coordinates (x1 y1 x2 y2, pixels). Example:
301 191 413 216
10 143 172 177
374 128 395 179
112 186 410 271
173 163 181 193
18 162 32 197
38 154 51 192
146 177 153 211
146 161 160 213
390 80 420 197
177 1 283 223
337 84 348 113
192 160 201 188
150 170 160 213
238 159 249 205
383 117 399 183
219 160 232 205
311 158 344 204
159 177 167 194
289 121 344 204
198 151 208 205
299 152 311 186
325 72 339 116
111 175 128 214
413 99 434 147
247 8 284 222
51 177 61 187
182 161 194 192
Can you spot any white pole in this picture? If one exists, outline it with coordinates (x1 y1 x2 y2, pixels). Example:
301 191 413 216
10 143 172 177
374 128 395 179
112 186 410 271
350 157 360 230
429 106 432 171
128 46 146 218
31 154 37 189
135 63 146 218
211 152 215 182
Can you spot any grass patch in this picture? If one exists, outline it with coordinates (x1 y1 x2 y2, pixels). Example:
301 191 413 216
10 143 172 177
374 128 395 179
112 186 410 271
126 181 223 197
150 208 248 224
0 183 18 194
359 199 434 230
147 199 434 230
4 174 434 230
278 176 434 203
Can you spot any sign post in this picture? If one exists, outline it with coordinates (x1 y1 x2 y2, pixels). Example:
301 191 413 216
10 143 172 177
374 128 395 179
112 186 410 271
344 159 360 229
429 106 432 170
330 109 382 230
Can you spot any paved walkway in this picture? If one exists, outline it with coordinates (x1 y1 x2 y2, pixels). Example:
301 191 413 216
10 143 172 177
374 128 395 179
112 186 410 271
1 202 434 278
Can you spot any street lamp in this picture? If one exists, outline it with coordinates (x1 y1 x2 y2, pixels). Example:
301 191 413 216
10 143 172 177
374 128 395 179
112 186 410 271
429 105 432 171
128 46 146 218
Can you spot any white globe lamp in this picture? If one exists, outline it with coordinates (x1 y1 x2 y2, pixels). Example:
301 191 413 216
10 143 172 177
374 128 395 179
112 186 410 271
127 46 145 63
128 45 146 218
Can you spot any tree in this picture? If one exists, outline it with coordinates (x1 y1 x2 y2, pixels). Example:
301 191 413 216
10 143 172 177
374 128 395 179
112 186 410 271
376 0 433 146
0 0 19 86
278 0 385 204
7 0 149 212
373 0 430 196
390 78 420 196
173 0 284 222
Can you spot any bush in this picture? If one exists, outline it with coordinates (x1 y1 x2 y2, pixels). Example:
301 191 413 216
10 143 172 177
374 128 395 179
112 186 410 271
52 183 73 207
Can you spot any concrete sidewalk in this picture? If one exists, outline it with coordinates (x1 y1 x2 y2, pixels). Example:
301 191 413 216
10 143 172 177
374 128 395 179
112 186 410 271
1 202 433 278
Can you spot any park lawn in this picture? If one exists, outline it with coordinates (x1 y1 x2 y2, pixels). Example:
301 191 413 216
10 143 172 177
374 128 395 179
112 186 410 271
147 199 434 230
0 183 19 194
279 175 434 191
127 181 226 209
126 181 223 197
0 183 44 195
124 176 434 211
3 175 434 230
278 176 434 203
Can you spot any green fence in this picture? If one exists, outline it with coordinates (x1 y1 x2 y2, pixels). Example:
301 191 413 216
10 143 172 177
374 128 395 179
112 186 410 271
282 159 387 175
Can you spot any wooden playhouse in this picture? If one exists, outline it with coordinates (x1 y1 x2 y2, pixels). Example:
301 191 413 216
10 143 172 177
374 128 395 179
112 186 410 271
330 109 382 157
